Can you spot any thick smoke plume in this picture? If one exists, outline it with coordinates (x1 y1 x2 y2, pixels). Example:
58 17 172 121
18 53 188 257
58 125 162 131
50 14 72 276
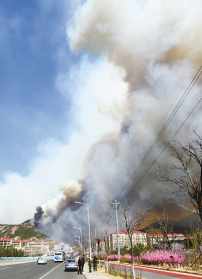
34 181 85 225
36 0 202 241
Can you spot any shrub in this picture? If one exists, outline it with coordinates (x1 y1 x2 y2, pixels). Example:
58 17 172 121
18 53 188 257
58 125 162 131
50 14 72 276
141 250 185 265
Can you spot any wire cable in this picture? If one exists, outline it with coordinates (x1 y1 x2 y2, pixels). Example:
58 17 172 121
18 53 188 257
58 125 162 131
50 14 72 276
136 66 202 168
129 98 202 198
126 67 202 203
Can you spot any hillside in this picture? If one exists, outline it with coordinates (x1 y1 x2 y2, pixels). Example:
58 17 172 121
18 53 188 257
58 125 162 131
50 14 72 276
138 201 200 233
0 222 46 240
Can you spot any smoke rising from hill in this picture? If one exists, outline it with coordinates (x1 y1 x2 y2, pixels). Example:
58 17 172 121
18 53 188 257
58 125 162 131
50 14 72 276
36 0 202 240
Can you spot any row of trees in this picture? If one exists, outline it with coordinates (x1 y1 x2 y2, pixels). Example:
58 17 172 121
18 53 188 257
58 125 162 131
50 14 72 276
162 135 202 223
92 134 202 270
0 247 24 257
122 134 202 269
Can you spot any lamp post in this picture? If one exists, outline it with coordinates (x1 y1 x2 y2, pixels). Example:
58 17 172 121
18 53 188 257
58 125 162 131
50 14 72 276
74 227 83 252
112 200 120 260
74 201 92 259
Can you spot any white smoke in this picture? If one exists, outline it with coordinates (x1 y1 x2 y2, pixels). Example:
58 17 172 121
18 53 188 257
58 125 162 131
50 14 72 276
1 0 202 239
39 0 202 239
39 0 202 237
69 0 202 85
62 0 202 229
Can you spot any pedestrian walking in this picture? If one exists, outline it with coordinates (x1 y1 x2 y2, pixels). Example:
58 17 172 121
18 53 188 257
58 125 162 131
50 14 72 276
77 256 82 274
80 254 85 273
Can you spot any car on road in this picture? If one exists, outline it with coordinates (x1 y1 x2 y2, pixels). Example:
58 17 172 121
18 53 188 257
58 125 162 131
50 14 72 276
64 258 78 272
37 256 48 265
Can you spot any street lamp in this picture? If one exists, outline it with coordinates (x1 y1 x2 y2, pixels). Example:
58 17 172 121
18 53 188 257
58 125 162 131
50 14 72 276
112 200 121 260
74 201 92 259
74 226 83 252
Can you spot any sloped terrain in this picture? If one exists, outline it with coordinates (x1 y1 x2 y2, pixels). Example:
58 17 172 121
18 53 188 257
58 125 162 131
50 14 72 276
0 222 46 240
138 201 200 233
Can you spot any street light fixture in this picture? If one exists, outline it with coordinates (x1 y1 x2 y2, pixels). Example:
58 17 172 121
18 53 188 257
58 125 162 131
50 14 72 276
112 200 121 260
74 201 92 259
74 226 83 252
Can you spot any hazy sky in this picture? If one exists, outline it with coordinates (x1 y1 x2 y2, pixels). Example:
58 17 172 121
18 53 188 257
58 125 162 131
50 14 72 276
0 0 76 176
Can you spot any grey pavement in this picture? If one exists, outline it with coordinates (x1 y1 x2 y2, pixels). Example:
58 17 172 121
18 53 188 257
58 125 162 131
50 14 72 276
83 270 115 279
0 261 84 279
83 269 178 279
83 265 115 279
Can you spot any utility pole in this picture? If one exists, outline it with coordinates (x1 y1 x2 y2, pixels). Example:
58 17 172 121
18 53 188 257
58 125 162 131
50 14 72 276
112 200 120 260
87 205 92 259
74 201 92 259
74 227 83 252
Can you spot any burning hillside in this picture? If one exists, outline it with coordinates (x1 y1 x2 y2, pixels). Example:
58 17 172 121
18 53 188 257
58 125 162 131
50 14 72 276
34 0 202 240
137 201 198 233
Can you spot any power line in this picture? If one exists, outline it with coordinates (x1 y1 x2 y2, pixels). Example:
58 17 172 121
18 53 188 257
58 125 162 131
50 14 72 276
131 98 202 199
173 98 202 137
163 66 202 129
127 67 202 202
139 97 202 182
136 66 202 168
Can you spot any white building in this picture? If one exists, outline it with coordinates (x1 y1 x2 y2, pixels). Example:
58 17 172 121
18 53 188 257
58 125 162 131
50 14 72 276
109 231 186 251
109 230 147 251
147 232 186 248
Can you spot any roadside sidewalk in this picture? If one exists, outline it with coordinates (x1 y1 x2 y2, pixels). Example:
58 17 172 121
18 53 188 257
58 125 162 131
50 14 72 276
83 265 122 279
83 270 122 279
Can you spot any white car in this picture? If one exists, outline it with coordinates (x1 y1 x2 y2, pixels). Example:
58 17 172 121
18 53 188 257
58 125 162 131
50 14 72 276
37 256 48 264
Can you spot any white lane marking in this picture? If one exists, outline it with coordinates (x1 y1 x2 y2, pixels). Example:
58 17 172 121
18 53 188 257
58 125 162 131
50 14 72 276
0 267 11 271
38 263 63 279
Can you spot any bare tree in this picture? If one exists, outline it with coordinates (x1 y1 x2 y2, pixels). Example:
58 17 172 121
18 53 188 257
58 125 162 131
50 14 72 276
162 136 202 224
123 209 134 258
103 231 110 256
190 228 202 269
158 210 174 249
122 209 141 278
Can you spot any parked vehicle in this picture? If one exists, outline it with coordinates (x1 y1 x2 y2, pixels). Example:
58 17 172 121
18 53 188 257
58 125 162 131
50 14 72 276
64 258 78 272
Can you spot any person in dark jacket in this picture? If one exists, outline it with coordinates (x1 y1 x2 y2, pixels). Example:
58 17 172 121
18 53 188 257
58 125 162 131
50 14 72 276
78 255 85 274
80 255 85 273
77 256 82 274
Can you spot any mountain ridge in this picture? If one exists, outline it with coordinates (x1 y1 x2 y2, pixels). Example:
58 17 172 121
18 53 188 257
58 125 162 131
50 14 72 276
0 222 46 240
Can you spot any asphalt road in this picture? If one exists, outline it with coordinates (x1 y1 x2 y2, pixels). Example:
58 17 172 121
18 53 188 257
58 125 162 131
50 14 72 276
0 261 84 279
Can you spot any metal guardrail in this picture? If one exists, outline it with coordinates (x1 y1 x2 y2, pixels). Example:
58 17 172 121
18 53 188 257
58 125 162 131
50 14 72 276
0 256 38 265
108 263 142 279
99 260 202 279
99 261 142 279
0 257 37 261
